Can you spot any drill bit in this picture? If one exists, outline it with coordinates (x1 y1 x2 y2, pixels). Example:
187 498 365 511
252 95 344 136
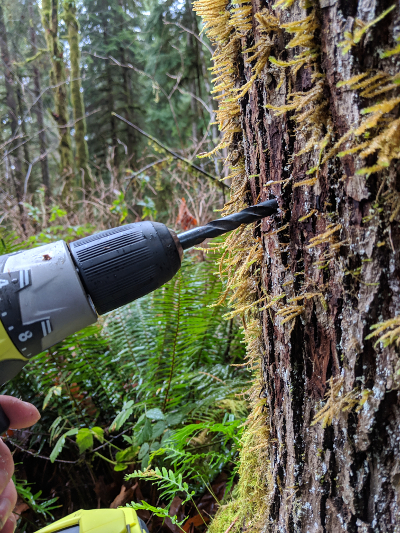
178 198 279 250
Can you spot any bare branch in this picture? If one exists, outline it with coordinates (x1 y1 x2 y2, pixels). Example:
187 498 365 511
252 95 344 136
163 20 214 55
113 113 229 190
125 158 169 193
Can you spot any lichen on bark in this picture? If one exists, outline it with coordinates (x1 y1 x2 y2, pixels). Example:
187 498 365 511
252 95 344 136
194 0 400 530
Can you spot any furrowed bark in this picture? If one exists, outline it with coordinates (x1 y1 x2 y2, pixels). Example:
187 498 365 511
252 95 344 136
248 1 400 531
195 0 400 531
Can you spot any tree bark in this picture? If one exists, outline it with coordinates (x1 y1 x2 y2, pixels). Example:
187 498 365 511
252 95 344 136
103 15 119 169
16 75 30 177
63 0 90 189
118 0 136 164
28 0 51 202
195 0 400 530
41 0 73 194
0 5 27 234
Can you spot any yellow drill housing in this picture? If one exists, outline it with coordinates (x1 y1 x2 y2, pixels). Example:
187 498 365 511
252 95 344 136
35 508 145 533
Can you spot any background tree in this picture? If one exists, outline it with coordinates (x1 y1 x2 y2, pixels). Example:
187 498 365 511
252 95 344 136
41 0 73 193
28 0 51 202
0 4 27 233
0 0 222 233
193 0 400 530
63 0 90 189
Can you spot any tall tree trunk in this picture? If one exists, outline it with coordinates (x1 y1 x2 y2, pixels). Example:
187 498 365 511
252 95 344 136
28 0 51 203
16 77 30 176
103 16 119 169
195 0 400 531
118 0 136 163
41 0 73 195
121 51 135 161
0 5 27 235
63 0 90 189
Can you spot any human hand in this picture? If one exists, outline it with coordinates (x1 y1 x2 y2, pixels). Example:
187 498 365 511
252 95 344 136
0 397 40 533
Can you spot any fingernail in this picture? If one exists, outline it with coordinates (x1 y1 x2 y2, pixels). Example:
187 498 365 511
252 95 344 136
0 498 12 529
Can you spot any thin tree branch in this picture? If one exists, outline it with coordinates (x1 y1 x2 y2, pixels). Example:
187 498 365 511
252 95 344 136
113 113 229 190
125 158 168 193
1 109 100 164
176 87 213 115
8 438 79 464
107 55 184 147
163 20 214 55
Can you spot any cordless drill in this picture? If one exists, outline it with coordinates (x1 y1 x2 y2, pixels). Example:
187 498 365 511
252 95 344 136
0 199 278 432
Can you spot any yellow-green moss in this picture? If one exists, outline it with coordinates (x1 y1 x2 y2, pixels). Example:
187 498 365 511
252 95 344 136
193 0 400 529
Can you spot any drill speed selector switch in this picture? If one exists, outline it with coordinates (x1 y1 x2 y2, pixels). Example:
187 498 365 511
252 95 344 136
0 268 52 357
0 241 97 384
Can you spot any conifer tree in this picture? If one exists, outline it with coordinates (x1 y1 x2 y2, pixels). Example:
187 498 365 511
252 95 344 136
41 0 73 192
63 0 90 188
0 4 27 233
28 0 51 202
194 0 400 529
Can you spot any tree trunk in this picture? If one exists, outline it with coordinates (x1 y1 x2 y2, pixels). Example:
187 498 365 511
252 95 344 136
63 0 90 189
103 15 119 169
118 0 136 163
16 76 30 177
29 0 51 202
0 5 27 235
195 0 400 531
41 0 73 194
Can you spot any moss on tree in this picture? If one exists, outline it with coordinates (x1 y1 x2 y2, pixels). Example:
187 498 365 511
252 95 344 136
63 0 90 189
41 0 73 193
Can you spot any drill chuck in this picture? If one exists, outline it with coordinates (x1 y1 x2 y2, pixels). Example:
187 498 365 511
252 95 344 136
69 221 181 316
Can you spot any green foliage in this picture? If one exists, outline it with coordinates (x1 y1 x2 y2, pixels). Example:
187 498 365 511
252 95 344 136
3 250 246 499
50 428 78 463
127 501 185 529
0 230 23 254
154 416 243 495
127 467 195 506
13 475 60 519
110 191 129 223
76 427 104 453
125 467 197 530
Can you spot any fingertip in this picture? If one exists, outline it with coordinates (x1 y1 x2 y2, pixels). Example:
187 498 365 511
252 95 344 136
9 514 16 531
0 440 14 493
22 401 41 423
0 515 16 533
0 397 40 429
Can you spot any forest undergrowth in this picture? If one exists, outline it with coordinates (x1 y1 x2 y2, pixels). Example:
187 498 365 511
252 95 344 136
0 229 251 533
